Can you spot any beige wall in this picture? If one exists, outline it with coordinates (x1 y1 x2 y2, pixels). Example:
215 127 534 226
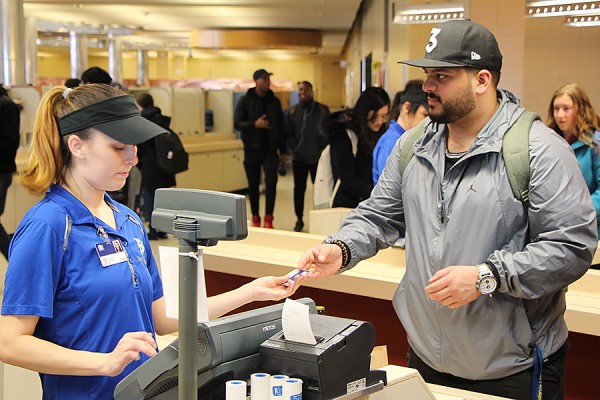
524 17 600 118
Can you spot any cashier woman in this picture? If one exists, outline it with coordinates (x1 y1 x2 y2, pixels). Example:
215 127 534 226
0 84 306 400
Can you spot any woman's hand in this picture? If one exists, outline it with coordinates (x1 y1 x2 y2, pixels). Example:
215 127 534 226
244 273 307 303
101 332 157 377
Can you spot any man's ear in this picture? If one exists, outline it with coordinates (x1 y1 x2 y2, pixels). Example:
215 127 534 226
67 135 86 160
474 69 493 95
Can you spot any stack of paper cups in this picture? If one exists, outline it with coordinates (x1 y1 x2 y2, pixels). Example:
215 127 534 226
283 378 303 399
225 380 247 400
251 373 271 400
269 375 289 399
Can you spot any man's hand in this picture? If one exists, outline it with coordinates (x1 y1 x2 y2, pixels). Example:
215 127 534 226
424 266 480 309
254 114 271 129
297 244 343 278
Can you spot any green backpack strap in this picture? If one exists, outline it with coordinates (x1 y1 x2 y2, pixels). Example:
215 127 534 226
502 110 540 207
399 117 430 175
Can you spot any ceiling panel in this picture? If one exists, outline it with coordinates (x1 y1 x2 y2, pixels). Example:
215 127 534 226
23 0 362 56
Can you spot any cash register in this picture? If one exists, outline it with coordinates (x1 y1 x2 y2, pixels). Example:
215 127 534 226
114 299 316 399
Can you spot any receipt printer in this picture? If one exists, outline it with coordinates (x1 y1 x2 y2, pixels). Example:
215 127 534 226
259 314 386 400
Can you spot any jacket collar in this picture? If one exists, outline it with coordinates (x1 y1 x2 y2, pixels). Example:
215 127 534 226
247 87 274 99
415 89 524 159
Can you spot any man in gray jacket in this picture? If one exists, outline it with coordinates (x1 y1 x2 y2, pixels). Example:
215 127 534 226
296 20 597 399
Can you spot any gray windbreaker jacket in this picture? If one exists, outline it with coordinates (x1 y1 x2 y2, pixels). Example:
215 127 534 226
327 90 597 380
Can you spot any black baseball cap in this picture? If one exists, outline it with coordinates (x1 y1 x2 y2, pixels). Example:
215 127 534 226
400 20 502 71
58 95 168 145
253 69 273 80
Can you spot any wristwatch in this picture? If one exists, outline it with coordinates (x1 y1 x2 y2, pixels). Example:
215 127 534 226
476 263 497 297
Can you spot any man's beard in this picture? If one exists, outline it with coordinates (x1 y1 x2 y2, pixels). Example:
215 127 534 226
427 82 476 124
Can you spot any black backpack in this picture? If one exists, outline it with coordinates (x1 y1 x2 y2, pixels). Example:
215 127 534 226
153 130 189 174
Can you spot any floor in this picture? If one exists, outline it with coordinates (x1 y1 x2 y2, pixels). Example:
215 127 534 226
244 166 314 233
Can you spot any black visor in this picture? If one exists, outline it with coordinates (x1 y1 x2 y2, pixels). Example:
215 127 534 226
57 95 168 145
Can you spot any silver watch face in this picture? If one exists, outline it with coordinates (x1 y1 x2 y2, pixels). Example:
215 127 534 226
478 276 497 294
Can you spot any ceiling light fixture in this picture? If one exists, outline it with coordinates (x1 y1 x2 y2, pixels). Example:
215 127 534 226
393 2 465 25
564 14 600 25
525 1 600 17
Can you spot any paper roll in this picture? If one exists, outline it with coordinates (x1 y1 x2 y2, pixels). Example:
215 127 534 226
251 373 271 400
269 375 289 399
283 378 303 400
226 380 247 400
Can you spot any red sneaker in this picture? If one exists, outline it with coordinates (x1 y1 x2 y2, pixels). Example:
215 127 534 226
263 214 274 229
252 215 261 227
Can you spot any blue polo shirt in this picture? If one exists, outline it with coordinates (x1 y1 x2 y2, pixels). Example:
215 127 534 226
2 184 164 400
372 120 406 185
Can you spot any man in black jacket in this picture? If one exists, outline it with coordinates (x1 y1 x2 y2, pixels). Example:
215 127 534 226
234 69 286 229
135 93 176 240
0 84 20 259
285 81 330 232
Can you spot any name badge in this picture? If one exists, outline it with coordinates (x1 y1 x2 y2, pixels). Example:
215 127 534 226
95 239 128 267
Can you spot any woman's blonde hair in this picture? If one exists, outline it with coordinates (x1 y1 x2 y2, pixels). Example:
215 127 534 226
19 84 125 195
547 83 600 151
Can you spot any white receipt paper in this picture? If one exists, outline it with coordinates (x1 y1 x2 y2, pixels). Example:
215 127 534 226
282 298 317 345
158 246 209 323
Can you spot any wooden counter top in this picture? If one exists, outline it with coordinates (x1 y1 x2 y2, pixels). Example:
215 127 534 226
187 228 600 337
179 133 243 153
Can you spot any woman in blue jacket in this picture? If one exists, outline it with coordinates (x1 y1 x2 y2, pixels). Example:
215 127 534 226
548 83 600 235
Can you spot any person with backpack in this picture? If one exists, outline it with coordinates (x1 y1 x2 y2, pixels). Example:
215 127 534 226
135 93 177 240
0 84 305 400
0 84 20 260
285 81 330 232
295 20 597 399
319 87 390 209
372 81 428 185
547 83 600 236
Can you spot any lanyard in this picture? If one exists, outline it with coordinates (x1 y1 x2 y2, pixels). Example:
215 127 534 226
531 344 543 400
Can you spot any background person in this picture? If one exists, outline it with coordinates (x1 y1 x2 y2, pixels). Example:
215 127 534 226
321 86 390 208
0 84 20 260
285 81 330 232
372 81 428 184
80 66 112 85
296 20 597 399
0 84 305 400
135 93 176 240
234 68 286 229
547 83 600 235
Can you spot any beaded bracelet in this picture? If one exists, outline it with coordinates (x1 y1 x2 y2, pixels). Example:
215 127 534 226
329 239 350 268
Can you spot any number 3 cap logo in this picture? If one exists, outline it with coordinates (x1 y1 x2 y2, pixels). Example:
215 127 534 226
425 28 441 53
